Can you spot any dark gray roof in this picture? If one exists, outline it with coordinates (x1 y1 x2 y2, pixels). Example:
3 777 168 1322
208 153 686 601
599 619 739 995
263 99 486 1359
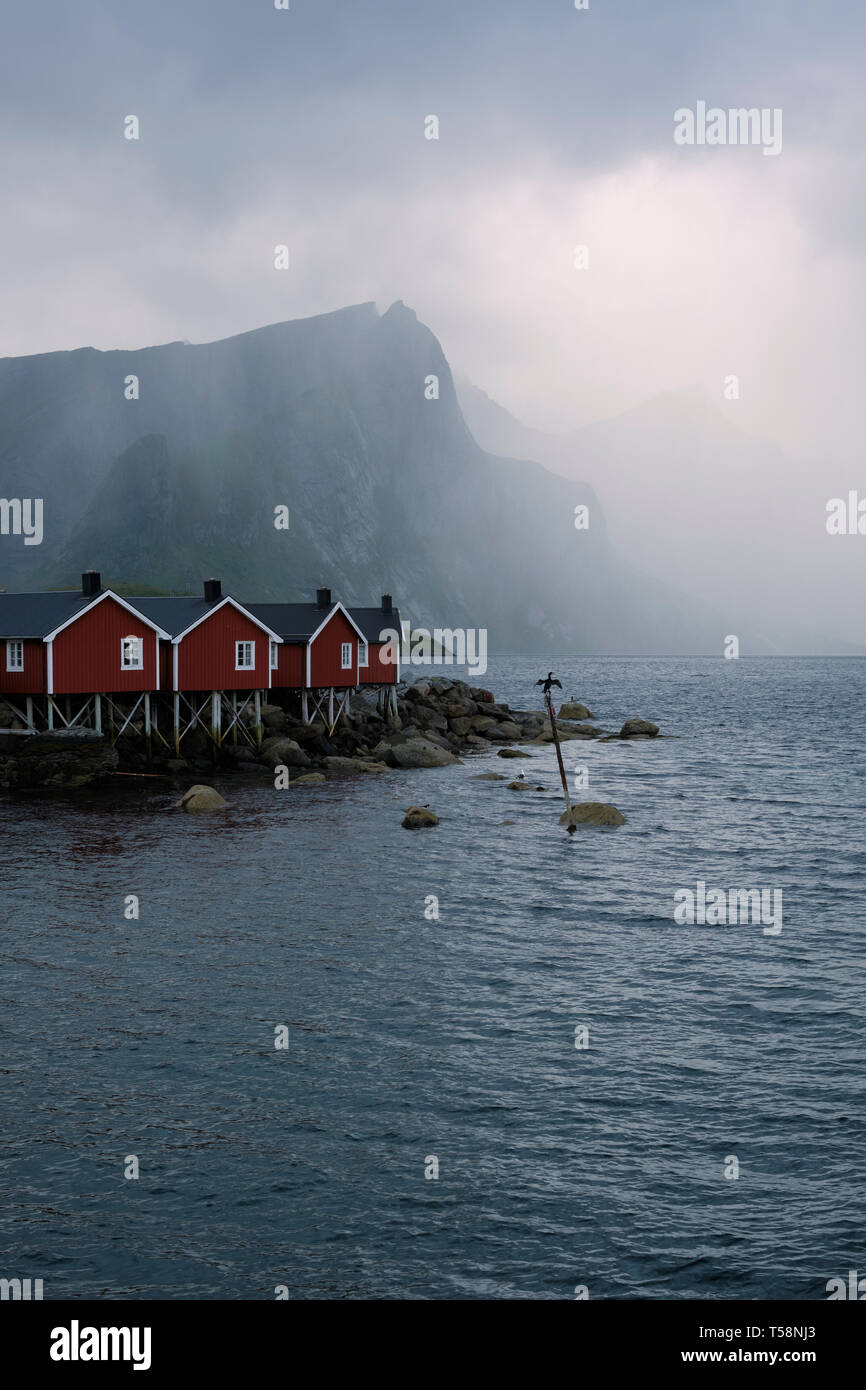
123 595 221 637
349 607 402 643
0 590 96 638
245 602 332 641
0 589 401 644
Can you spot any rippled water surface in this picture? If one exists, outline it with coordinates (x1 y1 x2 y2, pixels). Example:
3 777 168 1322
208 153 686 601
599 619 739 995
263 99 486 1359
1 656 864 1299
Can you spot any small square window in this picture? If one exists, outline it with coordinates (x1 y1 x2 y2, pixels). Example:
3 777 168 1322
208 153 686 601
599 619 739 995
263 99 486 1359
6 639 24 672
236 640 255 670
341 642 352 669
121 636 143 670
358 641 369 668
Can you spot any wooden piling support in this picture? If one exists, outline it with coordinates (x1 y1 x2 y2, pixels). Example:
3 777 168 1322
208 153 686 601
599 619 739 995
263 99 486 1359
144 692 152 765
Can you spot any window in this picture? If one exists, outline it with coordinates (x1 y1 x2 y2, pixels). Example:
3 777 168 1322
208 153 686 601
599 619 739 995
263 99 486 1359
270 640 279 671
6 639 24 672
236 640 255 670
121 635 143 670
341 642 352 669
358 641 368 668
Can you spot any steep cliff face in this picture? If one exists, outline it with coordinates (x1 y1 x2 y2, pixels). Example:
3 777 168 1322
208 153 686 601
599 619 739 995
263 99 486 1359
1 301 717 651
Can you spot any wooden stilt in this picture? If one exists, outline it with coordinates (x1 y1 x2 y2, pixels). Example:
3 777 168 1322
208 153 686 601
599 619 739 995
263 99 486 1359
254 690 262 748
327 687 334 726
211 691 222 750
173 693 180 756
94 693 102 734
231 691 238 744
144 692 152 764
25 696 34 732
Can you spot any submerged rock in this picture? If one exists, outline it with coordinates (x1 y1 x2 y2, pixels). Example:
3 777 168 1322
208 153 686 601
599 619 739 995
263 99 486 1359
620 718 659 738
473 771 507 780
559 802 626 827
293 772 325 784
497 748 532 759
402 805 439 829
176 784 228 812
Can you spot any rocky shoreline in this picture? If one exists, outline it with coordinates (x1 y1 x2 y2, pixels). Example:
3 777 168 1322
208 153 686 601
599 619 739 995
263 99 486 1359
0 677 661 792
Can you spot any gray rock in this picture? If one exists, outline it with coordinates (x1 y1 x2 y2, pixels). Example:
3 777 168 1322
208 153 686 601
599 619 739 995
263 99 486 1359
560 802 626 827
448 716 473 736
260 736 311 768
176 784 228 812
497 748 533 759
402 804 439 828
559 700 594 720
389 738 460 768
620 718 660 738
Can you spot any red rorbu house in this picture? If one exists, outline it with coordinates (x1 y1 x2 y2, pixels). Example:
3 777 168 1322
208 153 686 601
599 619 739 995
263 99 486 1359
247 587 401 723
0 572 401 750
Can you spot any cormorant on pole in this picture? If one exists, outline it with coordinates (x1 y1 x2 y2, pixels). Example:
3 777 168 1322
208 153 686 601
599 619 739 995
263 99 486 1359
536 671 577 834
536 671 562 695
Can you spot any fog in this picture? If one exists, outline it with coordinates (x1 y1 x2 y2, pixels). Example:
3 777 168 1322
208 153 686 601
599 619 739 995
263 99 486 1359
1 0 864 646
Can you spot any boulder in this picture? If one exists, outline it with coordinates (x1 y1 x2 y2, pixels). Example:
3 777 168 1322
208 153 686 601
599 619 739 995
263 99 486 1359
559 802 626 827
442 697 477 718
165 758 190 772
176 784 228 812
497 748 533 759
559 701 594 720
402 804 439 829
471 715 498 735
507 780 532 791
620 718 659 739
415 707 449 731
389 738 460 768
448 716 473 736
489 721 522 740
324 756 390 775
260 703 287 728
473 772 507 780
293 772 326 784
260 737 311 768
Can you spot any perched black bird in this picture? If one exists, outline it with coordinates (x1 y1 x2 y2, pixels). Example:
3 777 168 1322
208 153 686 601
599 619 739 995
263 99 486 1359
536 671 562 694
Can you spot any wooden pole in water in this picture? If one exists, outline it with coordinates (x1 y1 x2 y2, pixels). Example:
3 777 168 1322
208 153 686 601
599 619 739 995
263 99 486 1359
545 689 576 834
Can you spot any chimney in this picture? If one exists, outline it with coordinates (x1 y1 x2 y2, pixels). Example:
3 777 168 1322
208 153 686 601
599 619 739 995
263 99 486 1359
381 593 393 615
316 587 332 609
82 570 101 597
203 578 222 603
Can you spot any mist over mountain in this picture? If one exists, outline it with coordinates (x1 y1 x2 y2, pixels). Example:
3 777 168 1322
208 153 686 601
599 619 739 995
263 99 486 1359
2 300 735 653
458 380 865 655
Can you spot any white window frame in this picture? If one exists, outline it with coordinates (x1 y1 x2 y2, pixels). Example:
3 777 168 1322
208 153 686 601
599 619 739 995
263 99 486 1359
341 641 352 670
6 639 24 672
270 640 279 671
120 635 144 670
236 640 255 671
358 640 368 668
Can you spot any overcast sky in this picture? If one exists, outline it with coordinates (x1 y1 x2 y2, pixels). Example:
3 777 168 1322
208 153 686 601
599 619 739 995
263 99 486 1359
1 0 864 460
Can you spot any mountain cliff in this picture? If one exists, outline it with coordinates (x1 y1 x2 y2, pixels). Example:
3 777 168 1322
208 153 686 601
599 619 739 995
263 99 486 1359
1 301 720 652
